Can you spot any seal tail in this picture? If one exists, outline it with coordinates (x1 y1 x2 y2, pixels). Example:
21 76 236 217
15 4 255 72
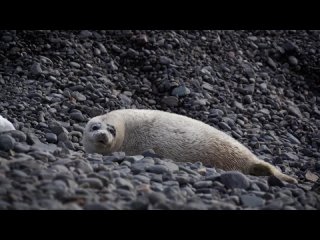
248 161 298 184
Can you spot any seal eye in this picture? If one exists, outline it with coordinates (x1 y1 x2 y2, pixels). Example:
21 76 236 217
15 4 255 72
91 123 101 131
107 124 116 137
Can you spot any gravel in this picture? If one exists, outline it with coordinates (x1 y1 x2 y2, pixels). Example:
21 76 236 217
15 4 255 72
0 30 319 210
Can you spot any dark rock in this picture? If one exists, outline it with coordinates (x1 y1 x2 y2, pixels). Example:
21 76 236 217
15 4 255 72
268 175 285 187
45 133 57 143
70 112 85 122
162 96 179 107
0 135 15 151
219 171 250 189
240 194 265 208
171 86 190 97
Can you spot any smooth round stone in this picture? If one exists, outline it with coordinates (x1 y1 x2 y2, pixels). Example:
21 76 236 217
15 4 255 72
219 171 250 189
0 135 15 151
70 112 85 122
288 56 298 65
14 142 30 153
45 133 57 143
70 62 81 68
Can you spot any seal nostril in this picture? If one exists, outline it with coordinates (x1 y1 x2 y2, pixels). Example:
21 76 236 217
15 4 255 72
96 133 107 145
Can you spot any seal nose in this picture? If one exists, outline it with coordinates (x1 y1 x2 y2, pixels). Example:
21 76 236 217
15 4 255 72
96 132 108 144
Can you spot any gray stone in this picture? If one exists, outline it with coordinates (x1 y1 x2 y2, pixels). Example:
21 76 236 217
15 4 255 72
240 194 265 208
30 62 42 75
80 178 103 189
161 161 179 172
159 56 172 65
80 30 92 38
268 175 285 187
131 162 154 174
7 130 27 142
286 133 301 145
283 152 299 161
124 155 144 163
208 200 237 210
185 201 208 210
133 174 150 183
179 166 200 176
45 133 57 143
193 180 212 188
267 57 277 69
0 134 15 151
76 161 93 173
49 122 69 136
243 95 253 104
288 56 298 65
14 142 30 153
70 62 81 68
288 105 303 118
70 112 85 122
234 101 244 110
72 92 86 102
202 83 214 91
259 108 270 115
115 177 134 190
171 85 191 97
218 122 231 131
262 199 284 210
147 165 170 174
210 109 224 117
219 171 250 189
162 96 179 107
148 191 167 205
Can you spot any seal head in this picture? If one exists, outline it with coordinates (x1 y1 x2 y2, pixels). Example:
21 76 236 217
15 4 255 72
82 118 117 154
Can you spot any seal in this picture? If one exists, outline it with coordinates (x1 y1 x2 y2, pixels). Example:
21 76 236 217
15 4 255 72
0 115 15 133
82 109 297 183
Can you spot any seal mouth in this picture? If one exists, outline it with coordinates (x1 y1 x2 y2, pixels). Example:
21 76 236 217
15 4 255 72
97 139 106 145
94 132 108 145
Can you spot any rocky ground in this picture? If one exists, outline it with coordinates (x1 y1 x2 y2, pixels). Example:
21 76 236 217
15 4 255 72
0 30 320 210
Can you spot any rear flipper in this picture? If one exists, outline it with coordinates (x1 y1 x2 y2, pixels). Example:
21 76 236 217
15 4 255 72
249 162 298 184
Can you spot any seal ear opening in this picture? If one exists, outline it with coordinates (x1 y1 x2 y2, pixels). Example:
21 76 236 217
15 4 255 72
248 163 273 176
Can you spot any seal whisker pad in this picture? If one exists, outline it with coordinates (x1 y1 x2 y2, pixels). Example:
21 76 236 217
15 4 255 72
82 109 297 184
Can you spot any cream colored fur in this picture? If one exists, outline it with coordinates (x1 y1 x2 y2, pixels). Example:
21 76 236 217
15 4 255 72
82 109 297 184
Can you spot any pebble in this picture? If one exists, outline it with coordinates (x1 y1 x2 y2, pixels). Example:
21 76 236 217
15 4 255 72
268 175 285 187
159 56 172 65
219 171 250 189
267 57 277 69
115 177 134 190
45 133 57 143
70 112 85 122
171 86 190 97
80 178 103 189
0 135 15 151
70 62 81 68
30 62 42 75
288 56 298 65
147 165 170 174
162 96 179 107
240 194 265 208
243 95 253 104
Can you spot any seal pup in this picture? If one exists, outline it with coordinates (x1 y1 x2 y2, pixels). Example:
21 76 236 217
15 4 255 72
82 109 297 183
0 115 15 133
